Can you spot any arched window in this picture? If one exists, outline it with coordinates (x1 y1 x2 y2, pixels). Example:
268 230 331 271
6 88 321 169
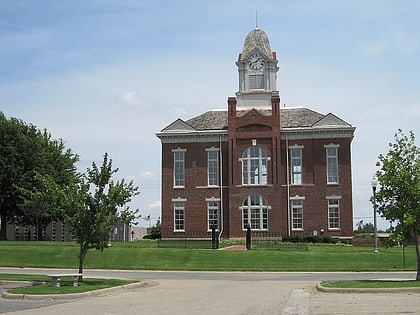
242 146 268 185
241 195 269 230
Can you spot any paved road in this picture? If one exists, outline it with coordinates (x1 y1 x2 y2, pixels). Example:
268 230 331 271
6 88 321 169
0 267 416 281
1 268 419 314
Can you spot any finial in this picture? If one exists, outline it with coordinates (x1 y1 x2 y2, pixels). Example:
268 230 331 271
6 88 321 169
255 10 259 29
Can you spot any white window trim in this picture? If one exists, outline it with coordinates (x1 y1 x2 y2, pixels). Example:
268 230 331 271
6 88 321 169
172 148 186 188
240 195 270 231
290 195 306 200
326 195 342 200
290 196 305 231
241 146 268 186
289 144 304 149
207 199 220 232
327 197 341 230
172 197 186 232
206 147 220 187
324 144 339 185
289 145 303 186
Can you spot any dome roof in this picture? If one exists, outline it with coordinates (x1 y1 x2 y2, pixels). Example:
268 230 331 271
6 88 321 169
240 28 272 60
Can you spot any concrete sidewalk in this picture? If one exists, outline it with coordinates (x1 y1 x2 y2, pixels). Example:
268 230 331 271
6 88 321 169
2 279 420 314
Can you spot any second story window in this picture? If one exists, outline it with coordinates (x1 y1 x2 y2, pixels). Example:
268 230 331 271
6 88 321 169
242 146 268 185
325 145 339 184
173 148 186 187
207 148 219 186
290 146 303 185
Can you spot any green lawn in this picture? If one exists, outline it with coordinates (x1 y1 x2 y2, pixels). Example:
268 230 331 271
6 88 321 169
1 276 136 295
0 240 416 272
321 280 420 288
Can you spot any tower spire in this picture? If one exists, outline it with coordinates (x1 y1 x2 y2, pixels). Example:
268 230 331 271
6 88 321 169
255 10 259 29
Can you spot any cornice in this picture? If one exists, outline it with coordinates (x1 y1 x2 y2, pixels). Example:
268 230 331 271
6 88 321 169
156 126 356 143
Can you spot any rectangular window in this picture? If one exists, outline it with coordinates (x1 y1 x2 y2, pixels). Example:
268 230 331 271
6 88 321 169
242 146 268 186
207 200 219 230
291 199 303 230
173 201 185 232
249 74 264 89
290 147 302 185
328 199 340 230
326 146 339 184
173 149 185 187
241 208 268 230
207 149 219 186
241 195 269 231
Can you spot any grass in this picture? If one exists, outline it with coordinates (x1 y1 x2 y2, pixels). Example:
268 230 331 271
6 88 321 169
0 240 416 272
321 280 420 288
0 273 48 282
0 241 419 292
2 276 136 295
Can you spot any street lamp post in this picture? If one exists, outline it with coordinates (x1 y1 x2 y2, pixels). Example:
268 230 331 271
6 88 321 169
371 175 378 253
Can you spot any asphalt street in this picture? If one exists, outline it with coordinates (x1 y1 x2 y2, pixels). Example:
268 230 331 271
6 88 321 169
1 268 419 314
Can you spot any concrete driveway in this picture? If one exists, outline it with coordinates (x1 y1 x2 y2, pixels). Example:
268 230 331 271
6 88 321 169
1 269 420 314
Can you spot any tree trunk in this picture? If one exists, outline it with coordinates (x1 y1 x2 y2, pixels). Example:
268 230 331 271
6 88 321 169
78 243 87 281
414 228 420 281
37 224 43 241
0 213 7 240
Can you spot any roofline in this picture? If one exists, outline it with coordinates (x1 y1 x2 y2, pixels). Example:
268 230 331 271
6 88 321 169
156 130 229 143
156 126 356 143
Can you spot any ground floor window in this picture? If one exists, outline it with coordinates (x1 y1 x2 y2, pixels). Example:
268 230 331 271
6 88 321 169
291 199 304 230
173 200 185 232
328 198 340 230
241 195 269 230
207 200 219 230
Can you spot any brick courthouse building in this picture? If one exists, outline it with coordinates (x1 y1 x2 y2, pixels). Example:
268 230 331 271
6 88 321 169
156 28 355 240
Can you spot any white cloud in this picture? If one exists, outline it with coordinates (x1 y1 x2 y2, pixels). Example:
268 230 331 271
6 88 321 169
120 90 144 109
140 171 153 179
149 201 161 209
1 1 419 231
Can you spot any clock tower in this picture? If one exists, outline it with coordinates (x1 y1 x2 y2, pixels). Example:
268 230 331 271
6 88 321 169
235 28 279 108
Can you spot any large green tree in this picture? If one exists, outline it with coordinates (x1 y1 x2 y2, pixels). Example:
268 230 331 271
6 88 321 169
0 113 79 240
62 153 139 276
374 129 420 280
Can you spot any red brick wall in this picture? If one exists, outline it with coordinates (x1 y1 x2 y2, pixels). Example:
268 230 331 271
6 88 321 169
161 141 230 238
160 97 353 239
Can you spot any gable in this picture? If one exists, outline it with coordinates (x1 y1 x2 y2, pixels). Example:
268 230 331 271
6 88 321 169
160 119 195 132
312 113 352 128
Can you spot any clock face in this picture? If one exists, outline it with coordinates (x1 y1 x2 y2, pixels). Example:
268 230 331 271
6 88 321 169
248 52 264 70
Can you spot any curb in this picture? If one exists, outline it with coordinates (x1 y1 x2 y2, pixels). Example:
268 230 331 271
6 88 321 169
316 283 420 294
1 281 147 301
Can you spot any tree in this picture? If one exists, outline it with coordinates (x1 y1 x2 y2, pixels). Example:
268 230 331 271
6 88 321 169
0 113 79 240
374 129 420 280
117 207 140 242
354 222 375 234
63 153 139 277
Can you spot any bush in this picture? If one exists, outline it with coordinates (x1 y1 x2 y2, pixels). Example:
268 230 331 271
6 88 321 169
281 235 338 244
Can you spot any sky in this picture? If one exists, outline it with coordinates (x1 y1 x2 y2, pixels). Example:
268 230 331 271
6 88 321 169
1 1 419 230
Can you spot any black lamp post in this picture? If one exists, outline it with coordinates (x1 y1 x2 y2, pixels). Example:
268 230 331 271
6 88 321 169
371 175 378 253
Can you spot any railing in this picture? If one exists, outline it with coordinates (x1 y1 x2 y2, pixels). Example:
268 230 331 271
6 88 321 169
159 230 215 249
248 231 308 251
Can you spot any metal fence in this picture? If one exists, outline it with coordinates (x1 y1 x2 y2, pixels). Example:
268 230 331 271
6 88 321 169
249 231 308 251
158 231 214 249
